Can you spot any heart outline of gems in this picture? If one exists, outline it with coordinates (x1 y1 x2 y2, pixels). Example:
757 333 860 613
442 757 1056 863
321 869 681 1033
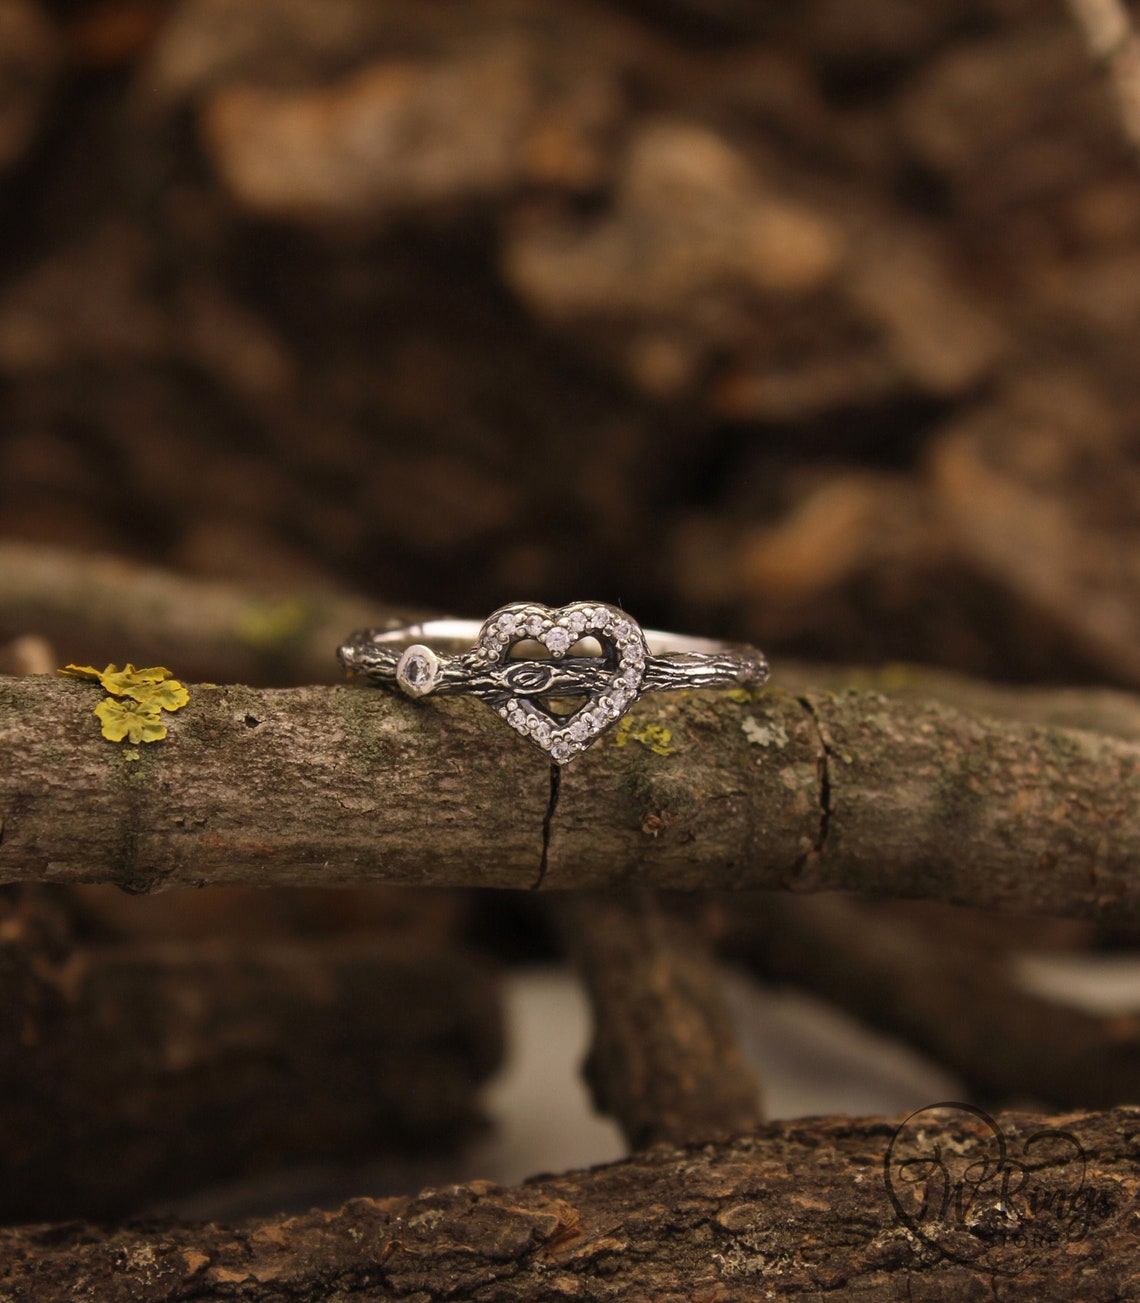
472 601 647 764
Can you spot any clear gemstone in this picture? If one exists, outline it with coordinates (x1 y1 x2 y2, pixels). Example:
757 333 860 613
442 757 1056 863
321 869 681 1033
404 655 430 685
531 719 551 743
544 627 571 655
497 613 517 635
565 611 587 634
613 618 632 640
525 614 544 637
507 708 525 728
621 668 641 686
551 742 573 763
395 645 439 697
568 717 589 741
612 688 629 708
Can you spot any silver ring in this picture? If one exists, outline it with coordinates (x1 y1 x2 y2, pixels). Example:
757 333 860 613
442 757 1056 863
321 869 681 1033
338 601 769 765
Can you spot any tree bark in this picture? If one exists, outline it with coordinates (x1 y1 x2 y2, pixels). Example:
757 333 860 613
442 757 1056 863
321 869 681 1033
562 890 763 1148
2 1106 1138 1300
2 675 1140 919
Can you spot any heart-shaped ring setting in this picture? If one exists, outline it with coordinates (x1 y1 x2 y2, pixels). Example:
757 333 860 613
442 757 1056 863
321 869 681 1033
339 601 768 765
472 602 647 764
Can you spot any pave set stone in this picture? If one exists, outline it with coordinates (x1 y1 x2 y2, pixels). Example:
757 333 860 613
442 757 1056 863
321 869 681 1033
476 601 647 764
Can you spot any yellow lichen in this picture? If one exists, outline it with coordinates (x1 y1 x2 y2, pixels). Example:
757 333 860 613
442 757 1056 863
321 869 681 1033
60 661 191 745
131 678 190 710
614 716 677 756
100 664 171 697
59 663 111 682
724 687 751 704
94 698 168 744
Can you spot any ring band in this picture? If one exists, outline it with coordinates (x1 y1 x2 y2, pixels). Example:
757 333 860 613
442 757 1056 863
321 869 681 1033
338 601 769 764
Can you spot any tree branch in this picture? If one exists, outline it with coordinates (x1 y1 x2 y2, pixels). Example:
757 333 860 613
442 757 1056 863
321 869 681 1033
0 539 408 686
3 1106 1139 1300
724 891 1140 1110
3 676 1140 919
562 890 762 1148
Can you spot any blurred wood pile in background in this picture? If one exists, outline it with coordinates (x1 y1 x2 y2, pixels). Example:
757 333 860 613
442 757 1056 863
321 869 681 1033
2 0 1140 685
5 4 1140 1276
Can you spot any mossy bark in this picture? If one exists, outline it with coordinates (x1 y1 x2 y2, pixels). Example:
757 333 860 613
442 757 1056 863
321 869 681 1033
3 676 1140 919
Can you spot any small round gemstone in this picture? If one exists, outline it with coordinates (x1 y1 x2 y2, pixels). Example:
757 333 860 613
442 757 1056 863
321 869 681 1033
497 613 518 635
530 719 552 743
621 668 642 687
544 627 571 655
568 717 589 741
395 645 440 697
565 611 587 635
524 614 545 637
613 618 632 640
551 742 573 763
404 655 430 685
507 708 526 728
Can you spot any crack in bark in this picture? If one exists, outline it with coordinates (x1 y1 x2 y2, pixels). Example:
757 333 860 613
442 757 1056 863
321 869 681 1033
795 695 832 872
532 760 561 889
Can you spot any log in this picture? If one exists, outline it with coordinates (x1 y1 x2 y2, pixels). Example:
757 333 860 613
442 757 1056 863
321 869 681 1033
0 539 403 687
724 891 1140 1110
3 675 1140 920
2 1106 1138 1300
0 886 502 1223
562 890 762 1148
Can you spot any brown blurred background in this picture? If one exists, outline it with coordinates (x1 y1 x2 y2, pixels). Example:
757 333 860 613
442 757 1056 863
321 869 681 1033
3 0 1140 684
4 0 1140 1230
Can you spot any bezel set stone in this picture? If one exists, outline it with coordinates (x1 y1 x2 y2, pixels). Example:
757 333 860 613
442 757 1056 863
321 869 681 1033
394 643 440 698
